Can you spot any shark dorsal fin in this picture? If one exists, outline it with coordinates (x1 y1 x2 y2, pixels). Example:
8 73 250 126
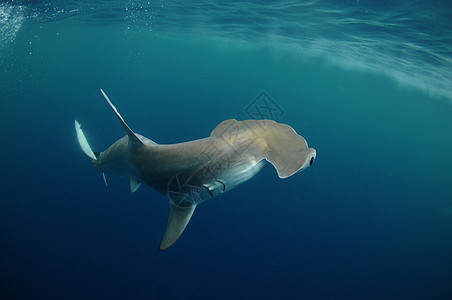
159 201 196 250
100 89 144 147
210 119 238 136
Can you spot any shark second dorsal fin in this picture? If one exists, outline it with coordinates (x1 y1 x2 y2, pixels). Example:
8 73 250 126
100 89 144 147
159 201 196 250
130 178 141 193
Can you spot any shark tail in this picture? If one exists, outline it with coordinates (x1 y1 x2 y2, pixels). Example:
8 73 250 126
75 120 108 186
75 120 97 161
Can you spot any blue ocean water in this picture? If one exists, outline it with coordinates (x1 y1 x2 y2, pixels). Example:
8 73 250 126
1 0 451 299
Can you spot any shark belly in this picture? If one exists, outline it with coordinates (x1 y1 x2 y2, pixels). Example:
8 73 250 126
136 137 266 205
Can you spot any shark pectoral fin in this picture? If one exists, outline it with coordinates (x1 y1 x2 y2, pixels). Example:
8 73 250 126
159 201 196 251
130 178 141 193
74 120 97 161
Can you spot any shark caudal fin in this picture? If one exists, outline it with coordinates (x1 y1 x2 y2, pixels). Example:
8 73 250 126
74 120 108 186
75 120 97 161
100 89 144 147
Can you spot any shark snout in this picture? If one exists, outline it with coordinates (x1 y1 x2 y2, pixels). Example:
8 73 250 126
299 149 316 172
309 149 316 166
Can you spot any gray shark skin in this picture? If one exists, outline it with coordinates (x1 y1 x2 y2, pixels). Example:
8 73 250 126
75 89 316 250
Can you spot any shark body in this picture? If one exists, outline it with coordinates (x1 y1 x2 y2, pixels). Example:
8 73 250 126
75 89 316 250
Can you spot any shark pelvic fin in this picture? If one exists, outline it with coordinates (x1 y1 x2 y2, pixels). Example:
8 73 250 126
102 173 108 187
75 120 97 161
130 178 141 193
100 89 144 147
160 201 196 250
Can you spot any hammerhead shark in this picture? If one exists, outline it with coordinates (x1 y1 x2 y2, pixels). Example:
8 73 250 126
75 89 316 250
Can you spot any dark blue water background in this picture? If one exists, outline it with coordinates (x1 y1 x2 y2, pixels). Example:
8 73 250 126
1 1 451 299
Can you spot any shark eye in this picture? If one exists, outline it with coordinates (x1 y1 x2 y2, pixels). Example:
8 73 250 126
309 156 315 166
